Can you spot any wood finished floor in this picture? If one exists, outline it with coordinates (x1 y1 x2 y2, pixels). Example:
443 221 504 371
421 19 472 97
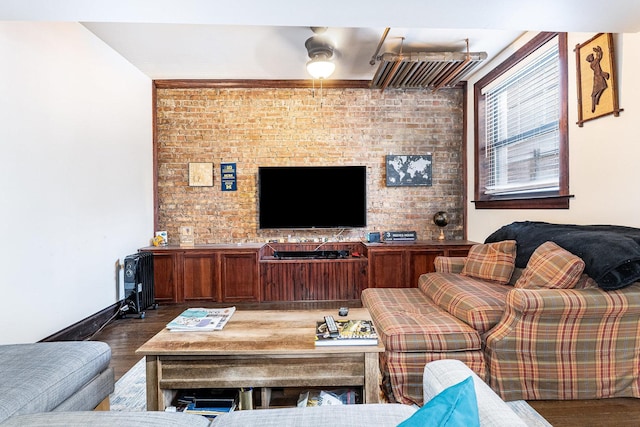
91 301 640 426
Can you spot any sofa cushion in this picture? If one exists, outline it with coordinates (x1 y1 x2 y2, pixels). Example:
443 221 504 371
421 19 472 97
461 241 517 285
362 288 481 353
574 274 599 289
0 411 212 427
0 341 111 423
398 376 480 427
423 360 528 427
211 404 416 427
419 273 511 334
434 256 467 274
515 241 585 290
53 367 114 412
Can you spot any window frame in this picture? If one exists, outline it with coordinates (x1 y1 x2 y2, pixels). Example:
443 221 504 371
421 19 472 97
473 32 571 209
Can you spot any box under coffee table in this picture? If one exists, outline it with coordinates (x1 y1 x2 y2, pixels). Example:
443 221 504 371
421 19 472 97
136 308 384 410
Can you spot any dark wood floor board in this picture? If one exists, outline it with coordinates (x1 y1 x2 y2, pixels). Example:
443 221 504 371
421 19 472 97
529 398 640 426
91 301 640 426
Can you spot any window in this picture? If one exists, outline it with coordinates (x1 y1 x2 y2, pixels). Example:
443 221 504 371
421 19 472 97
474 33 570 209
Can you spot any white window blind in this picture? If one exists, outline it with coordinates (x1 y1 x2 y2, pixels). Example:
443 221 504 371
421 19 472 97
483 37 560 196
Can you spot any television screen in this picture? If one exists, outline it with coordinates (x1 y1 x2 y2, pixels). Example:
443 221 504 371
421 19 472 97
258 166 367 229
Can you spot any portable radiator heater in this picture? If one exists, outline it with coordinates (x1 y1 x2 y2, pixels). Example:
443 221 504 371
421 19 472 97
123 252 157 318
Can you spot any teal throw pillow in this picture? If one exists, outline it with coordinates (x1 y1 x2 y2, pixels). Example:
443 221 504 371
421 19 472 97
397 376 480 427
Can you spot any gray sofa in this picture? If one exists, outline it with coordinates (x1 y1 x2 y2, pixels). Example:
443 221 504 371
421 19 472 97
0 341 114 424
1 359 549 426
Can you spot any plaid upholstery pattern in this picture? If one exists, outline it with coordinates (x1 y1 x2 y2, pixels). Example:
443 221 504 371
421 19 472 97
484 283 640 401
382 350 486 405
574 273 599 289
362 287 485 405
514 241 585 289
461 240 517 284
419 272 510 334
365 252 640 404
434 256 467 273
361 288 481 352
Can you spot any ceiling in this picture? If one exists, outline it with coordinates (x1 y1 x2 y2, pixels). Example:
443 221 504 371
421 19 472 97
3 0 640 81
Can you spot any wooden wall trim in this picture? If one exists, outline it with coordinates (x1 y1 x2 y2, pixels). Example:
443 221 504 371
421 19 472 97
153 79 372 89
461 81 468 240
40 302 121 342
152 81 159 232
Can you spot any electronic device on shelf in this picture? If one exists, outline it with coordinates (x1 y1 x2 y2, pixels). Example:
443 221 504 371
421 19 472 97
366 232 381 243
258 166 367 230
273 250 349 259
383 231 417 241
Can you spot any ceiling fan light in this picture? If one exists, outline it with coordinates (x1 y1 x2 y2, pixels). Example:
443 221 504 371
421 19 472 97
306 57 335 79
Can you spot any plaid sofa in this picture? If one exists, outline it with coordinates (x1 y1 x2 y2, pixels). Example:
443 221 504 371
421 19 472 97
362 256 640 404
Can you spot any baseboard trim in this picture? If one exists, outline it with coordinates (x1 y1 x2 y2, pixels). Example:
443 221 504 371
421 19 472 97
40 302 122 342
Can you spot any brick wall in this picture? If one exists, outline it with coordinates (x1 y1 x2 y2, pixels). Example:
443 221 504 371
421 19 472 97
155 85 465 244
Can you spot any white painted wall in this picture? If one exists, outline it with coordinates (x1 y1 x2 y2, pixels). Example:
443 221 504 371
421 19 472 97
466 32 640 243
0 22 153 343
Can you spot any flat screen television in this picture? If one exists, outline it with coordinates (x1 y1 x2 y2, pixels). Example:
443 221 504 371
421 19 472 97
258 166 367 229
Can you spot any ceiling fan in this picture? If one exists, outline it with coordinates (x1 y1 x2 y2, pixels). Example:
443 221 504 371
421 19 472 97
304 27 336 79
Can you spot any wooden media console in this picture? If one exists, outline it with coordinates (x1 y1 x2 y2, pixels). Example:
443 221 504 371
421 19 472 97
141 240 476 303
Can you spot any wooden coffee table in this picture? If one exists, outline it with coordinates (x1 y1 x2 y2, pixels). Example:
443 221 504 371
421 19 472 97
136 308 384 410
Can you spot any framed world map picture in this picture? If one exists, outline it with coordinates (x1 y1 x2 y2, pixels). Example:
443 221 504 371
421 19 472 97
386 154 432 187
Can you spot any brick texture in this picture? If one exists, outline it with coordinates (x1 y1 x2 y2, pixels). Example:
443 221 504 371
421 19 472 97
155 86 465 244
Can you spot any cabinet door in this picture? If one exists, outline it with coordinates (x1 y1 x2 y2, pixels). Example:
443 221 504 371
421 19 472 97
302 263 331 300
152 253 179 302
319 261 367 300
407 250 443 288
183 253 218 301
261 263 300 301
288 264 311 301
368 251 406 288
221 252 259 302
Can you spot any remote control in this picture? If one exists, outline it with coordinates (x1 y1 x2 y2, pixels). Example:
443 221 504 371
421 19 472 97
324 316 340 338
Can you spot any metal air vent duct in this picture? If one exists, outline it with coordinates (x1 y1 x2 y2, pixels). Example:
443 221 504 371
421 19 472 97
371 51 487 91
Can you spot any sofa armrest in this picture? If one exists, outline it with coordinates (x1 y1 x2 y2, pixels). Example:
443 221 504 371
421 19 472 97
434 256 467 273
423 360 527 426
484 285 640 400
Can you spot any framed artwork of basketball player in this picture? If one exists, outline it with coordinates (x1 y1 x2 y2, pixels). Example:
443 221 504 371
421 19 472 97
575 33 623 127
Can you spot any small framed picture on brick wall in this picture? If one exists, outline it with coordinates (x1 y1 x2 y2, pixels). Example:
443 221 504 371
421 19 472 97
188 162 213 187
385 154 432 187
179 226 195 247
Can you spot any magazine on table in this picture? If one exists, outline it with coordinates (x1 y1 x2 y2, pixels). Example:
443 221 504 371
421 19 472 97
174 389 238 419
166 307 236 331
314 319 378 346
183 399 236 417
